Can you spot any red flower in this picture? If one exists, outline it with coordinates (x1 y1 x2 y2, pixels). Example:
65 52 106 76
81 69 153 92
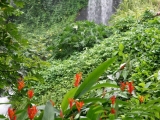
18 80 25 91
68 98 74 109
74 72 82 87
50 100 55 106
75 101 84 112
120 82 126 91
28 106 38 120
139 96 145 103
110 108 116 114
126 81 134 94
8 108 16 120
27 90 34 99
110 96 116 105
60 110 63 118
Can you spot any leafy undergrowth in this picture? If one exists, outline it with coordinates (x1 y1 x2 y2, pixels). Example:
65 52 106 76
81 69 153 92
28 11 160 110
48 21 113 59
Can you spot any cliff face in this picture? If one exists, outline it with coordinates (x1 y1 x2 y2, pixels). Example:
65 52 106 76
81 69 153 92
76 0 121 24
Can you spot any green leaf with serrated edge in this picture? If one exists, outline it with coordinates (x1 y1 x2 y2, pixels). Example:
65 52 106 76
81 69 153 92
74 57 116 98
90 82 119 91
61 87 77 112
42 101 56 120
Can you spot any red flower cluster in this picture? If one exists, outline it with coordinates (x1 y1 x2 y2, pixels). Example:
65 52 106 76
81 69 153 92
110 96 116 114
27 89 34 99
68 98 84 112
120 82 126 91
76 101 84 112
8 108 16 120
28 106 38 120
68 98 74 109
110 95 116 105
126 82 134 94
110 108 116 114
74 72 82 87
120 81 134 94
18 80 25 91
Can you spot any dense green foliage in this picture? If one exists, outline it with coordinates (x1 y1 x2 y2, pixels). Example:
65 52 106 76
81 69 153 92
49 21 113 59
1 0 160 119
29 10 160 109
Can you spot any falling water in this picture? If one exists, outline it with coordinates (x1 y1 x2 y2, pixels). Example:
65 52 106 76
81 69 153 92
0 97 10 115
87 0 113 25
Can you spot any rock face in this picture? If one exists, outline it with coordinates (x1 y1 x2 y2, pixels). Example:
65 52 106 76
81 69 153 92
76 0 121 25
76 7 88 21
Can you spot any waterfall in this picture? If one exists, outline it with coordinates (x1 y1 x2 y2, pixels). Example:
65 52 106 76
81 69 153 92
87 0 113 25
0 97 10 115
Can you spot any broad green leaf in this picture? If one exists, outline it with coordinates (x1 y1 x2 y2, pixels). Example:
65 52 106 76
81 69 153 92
17 109 28 120
74 57 116 98
61 87 77 112
42 101 55 120
90 82 119 90
122 70 128 80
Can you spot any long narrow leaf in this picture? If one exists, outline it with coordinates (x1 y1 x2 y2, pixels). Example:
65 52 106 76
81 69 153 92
74 57 116 98
90 82 119 90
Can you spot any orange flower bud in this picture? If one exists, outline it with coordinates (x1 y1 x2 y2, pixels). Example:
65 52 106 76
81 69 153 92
139 96 145 103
